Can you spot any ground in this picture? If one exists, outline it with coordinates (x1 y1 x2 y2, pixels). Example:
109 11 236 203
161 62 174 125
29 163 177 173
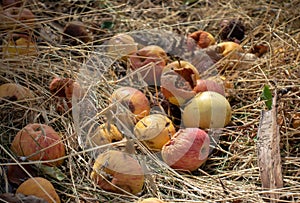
0 0 299 202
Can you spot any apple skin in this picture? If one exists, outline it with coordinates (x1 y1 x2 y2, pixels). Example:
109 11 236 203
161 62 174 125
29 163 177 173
160 60 200 106
161 128 210 172
193 79 225 96
134 114 176 151
16 177 61 203
90 150 144 195
0 83 34 101
11 123 65 166
182 91 232 129
129 45 168 85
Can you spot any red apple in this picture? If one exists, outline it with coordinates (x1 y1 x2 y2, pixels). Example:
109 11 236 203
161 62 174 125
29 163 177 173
1 7 35 31
16 177 61 203
129 45 168 85
160 60 200 106
161 128 210 172
11 123 65 166
107 33 138 59
193 79 225 96
90 150 144 195
110 86 150 121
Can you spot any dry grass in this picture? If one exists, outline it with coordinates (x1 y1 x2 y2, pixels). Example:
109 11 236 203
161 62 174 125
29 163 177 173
0 0 299 202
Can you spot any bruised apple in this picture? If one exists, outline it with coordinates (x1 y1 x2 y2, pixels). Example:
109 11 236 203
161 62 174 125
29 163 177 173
63 21 92 45
107 33 138 59
161 60 200 106
182 91 232 129
49 77 84 99
49 77 84 112
205 41 243 62
161 128 210 172
89 123 123 147
0 7 35 31
90 150 144 195
0 83 34 101
110 86 150 121
193 79 225 96
16 177 60 203
129 45 168 85
11 123 65 166
187 30 216 49
2 34 37 58
134 114 176 151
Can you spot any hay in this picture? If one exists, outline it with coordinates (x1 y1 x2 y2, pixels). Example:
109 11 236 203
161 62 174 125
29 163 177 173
0 0 299 202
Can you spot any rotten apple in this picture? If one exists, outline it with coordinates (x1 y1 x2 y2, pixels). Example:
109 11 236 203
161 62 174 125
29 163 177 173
1 7 35 31
11 123 65 166
2 34 37 58
89 123 123 147
0 83 34 101
161 128 210 172
134 114 176 151
129 45 168 85
110 86 150 121
187 30 216 49
90 150 144 195
107 33 138 59
160 60 200 106
16 177 60 203
193 79 225 96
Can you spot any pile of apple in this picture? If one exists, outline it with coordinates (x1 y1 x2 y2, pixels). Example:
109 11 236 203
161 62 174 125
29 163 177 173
0 6 263 201
87 29 251 197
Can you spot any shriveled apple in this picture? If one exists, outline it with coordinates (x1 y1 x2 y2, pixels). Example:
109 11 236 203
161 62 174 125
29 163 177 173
89 123 123 147
134 114 176 151
63 21 92 45
107 33 138 59
129 45 168 85
11 123 65 166
187 30 216 49
90 150 144 195
110 86 150 121
49 77 84 112
16 177 60 203
204 41 243 62
161 128 210 172
160 60 200 106
182 91 232 129
0 83 34 101
193 79 225 96
2 34 37 58
1 7 35 31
